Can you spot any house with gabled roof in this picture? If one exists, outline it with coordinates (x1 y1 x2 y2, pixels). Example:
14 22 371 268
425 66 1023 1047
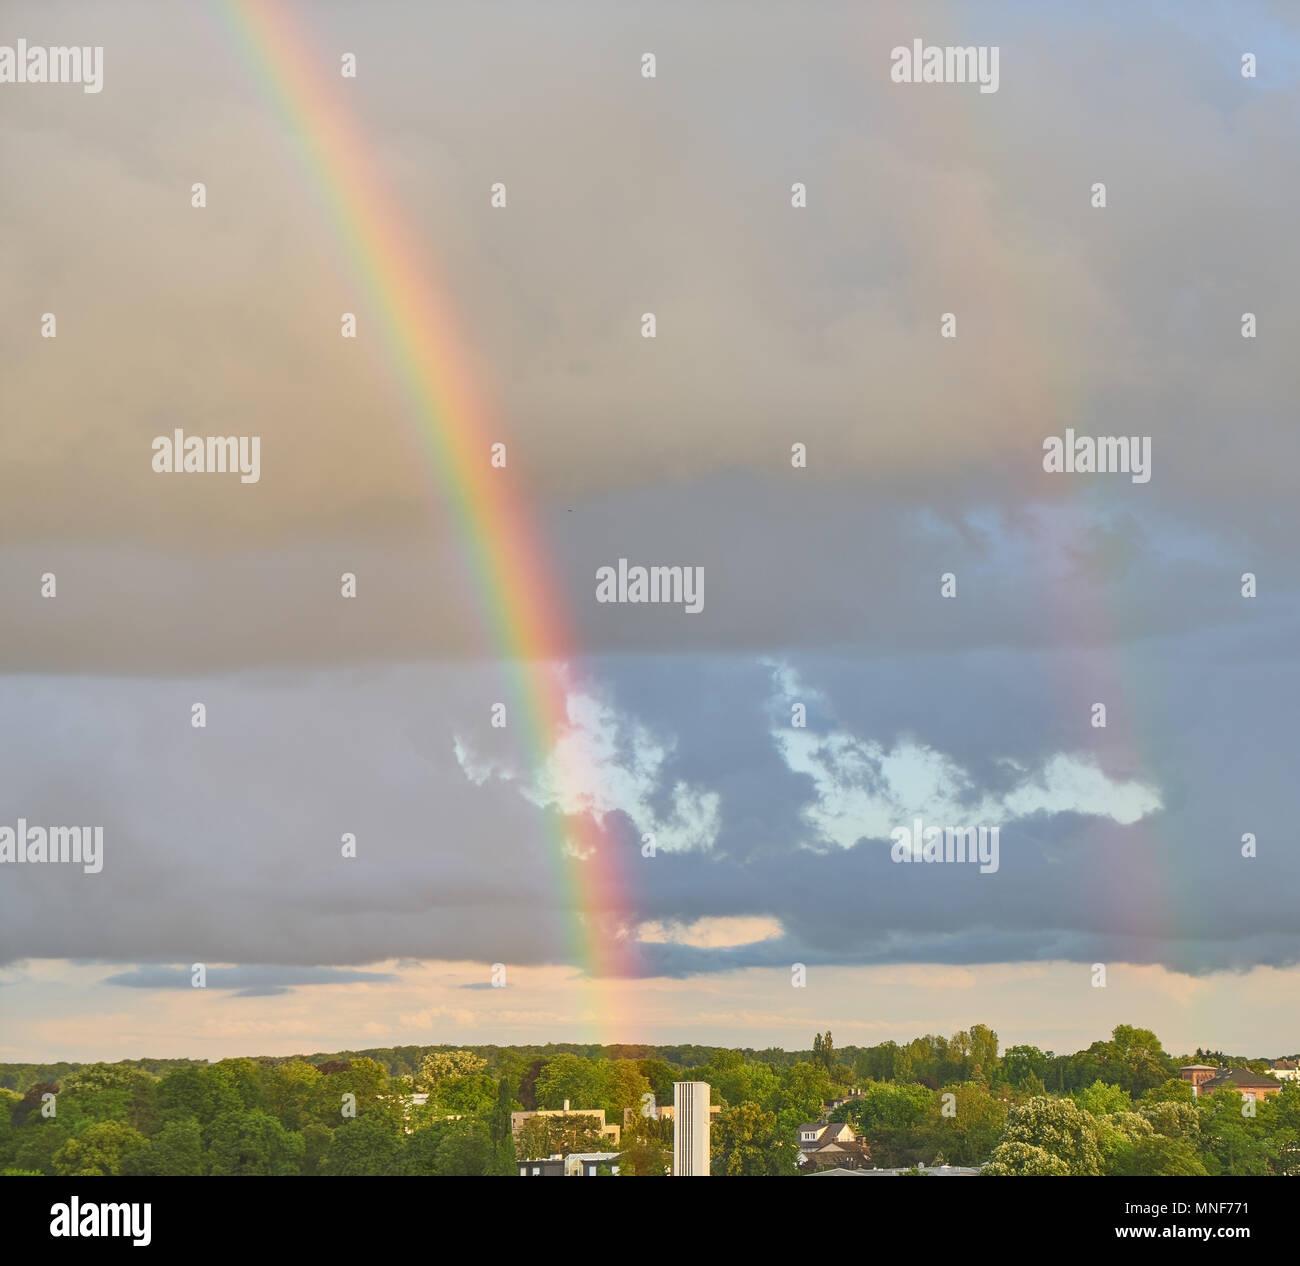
1195 1067 1284 1101
1268 1059 1299 1082
797 1120 855 1147
798 1137 873 1172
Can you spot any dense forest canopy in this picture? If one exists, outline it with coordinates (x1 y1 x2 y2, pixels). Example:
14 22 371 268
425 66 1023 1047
2 1025 1296 1176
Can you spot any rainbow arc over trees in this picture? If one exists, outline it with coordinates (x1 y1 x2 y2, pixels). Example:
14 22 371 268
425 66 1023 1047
227 0 640 1034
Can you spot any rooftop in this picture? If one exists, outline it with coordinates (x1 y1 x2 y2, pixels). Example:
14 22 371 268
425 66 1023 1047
810 1164 982 1177
1202 1068 1282 1089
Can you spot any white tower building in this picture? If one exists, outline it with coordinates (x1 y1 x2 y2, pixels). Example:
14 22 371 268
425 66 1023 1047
672 1081 711 1176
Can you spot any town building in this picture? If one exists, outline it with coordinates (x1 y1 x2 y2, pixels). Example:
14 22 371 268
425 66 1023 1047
516 1158 565 1177
564 1152 622 1177
510 1100 620 1147
797 1120 855 1147
1269 1059 1299 1082
822 1090 864 1115
1178 1064 1218 1091
623 1101 722 1128
809 1163 983 1177
796 1120 871 1172
672 1081 711 1176
1194 1067 1285 1102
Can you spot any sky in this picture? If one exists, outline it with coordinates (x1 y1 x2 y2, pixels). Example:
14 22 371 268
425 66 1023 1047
1 0 1298 1063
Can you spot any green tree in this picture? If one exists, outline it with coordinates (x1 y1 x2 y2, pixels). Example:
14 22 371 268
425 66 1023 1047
855 1041 900 1083
815 1031 835 1075
839 1079 932 1167
121 1117 203 1176
1266 1082 1300 1176
637 1060 678 1108
9 1120 71 1175
1140 1099 1200 1143
318 1114 404 1176
262 1060 320 1131
437 1073 497 1116
619 1138 670 1176
60 1065 159 1133
489 1076 519 1150
417 1050 487 1091
157 1066 240 1125
1073 1079 1132 1117
925 1083 1008 1165
514 1112 607 1160
300 1123 332 1175
1094 1111 1154 1174
1121 1134 1208 1176
988 1096 1103 1175
204 1109 304 1176
966 1024 1000 1083
602 1060 652 1121
534 1054 605 1112
433 1121 495 1176
778 1063 831 1123
52 1121 147 1176
209 1058 267 1112
1000 1045 1049 1088
711 1101 793 1175
1139 1077 1195 1106
307 1058 394 1128
1197 1091 1271 1175
1088 1026 1174 1096
983 1141 1072 1176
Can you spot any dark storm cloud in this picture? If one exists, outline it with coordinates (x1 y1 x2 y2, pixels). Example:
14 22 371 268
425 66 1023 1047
1 594 1296 978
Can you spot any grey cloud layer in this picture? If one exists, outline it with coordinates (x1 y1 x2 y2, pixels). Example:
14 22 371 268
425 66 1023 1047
1 1 1297 562
1 1 1296 985
1 620 1294 977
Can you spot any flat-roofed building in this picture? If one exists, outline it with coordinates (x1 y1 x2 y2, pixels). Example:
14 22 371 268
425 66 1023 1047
1179 1064 1218 1090
565 1151 622 1177
623 1101 722 1127
510 1100 620 1147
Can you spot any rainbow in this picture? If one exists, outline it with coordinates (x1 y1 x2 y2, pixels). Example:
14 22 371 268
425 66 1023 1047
223 0 640 1037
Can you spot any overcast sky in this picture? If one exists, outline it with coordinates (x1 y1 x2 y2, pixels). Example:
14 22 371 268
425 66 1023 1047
1 0 1298 1061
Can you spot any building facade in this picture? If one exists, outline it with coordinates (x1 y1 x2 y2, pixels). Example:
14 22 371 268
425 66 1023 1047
672 1081 711 1176
623 1101 722 1128
510 1100 620 1147
1180 1064 1284 1101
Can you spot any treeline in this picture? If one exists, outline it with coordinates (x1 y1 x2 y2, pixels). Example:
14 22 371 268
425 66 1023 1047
1 1025 1295 1176
0 1059 204 1095
0 1045 745 1097
827 1075 1300 1176
6 1029 1287 1098
0 1046 753 1178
